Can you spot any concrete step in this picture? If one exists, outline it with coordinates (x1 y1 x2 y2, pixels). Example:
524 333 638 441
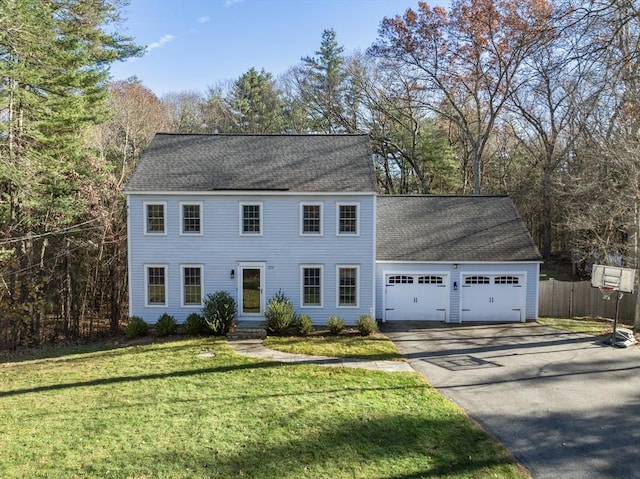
227 326 267 340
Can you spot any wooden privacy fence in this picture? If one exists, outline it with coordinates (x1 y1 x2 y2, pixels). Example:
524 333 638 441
539 280 636 325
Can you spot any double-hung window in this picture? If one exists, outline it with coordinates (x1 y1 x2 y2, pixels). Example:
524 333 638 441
182 265 203 306
337 265 359 307
301 265 323 307
146 265 167 306
300 203 322 235
145 202 166 234
240 202 262 235
337 203 358 235
181 202 202 235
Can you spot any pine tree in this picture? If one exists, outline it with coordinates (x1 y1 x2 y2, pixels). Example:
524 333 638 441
0 0 141 344
299 29 347 133
228 68 285 133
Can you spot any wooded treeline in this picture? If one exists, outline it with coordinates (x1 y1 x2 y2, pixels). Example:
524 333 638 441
1 0 639 347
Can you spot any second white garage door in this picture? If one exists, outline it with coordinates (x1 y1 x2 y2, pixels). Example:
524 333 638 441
460 274 525 322
385 274 449 321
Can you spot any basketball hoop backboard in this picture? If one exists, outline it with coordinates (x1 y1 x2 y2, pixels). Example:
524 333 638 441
591 264 635 293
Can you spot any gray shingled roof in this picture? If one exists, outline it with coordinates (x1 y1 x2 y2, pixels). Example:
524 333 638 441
377 195 542 262
125 133 377 192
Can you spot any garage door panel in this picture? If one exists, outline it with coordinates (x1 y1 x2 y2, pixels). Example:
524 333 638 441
385 274 449 321
460 274 525 322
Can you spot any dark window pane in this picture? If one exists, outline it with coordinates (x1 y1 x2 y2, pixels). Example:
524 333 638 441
303 205 321 233
184 267 201 304
147 204 165 233
243 205 261 233
339 267 357 306
183 204 201 233
148 267 165 304
339 204 357 234
303 267 321 305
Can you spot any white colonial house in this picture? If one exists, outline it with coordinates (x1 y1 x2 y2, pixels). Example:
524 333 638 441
125 133 542 325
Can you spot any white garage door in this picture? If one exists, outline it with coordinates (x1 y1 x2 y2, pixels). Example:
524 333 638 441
385 274 449 321
460 274 525 322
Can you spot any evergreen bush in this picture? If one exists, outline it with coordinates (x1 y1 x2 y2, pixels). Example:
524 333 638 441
155 313 177 337
264 290 296 334
355 314 378 336
183 312 208 335
125 316 149 339
296 314 313 336
202 291 237 336
327 316 345 335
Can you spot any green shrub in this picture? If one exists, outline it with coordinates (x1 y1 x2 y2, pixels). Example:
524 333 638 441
265 290 296 334
202 291 237 336
183 312 208 335
296 314 313 336
271 289 289 303
327 316 345 336
155 313 177 337
125 316 149 339
356 314 378 336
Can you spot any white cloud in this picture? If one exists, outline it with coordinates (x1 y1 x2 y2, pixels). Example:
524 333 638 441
224 0 243 7
146 34 176 53
198 16 211 24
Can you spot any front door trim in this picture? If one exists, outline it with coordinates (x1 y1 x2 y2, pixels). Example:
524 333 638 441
237 262 266 317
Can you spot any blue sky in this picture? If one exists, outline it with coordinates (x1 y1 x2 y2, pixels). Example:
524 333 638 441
108 0 433 97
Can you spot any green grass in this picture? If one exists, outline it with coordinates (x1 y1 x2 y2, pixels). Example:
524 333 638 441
264 333 405 361
538 317 612 336
0 338 527 478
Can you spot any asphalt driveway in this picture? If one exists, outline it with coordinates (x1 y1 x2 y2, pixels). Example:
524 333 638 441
383 323 640 479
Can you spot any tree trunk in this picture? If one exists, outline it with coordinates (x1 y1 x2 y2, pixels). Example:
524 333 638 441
473 147 482 194
541 160 553 259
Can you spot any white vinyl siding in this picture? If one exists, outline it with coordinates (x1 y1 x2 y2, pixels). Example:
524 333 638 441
337 265 359 307
182 265 203 306
300 202 323 235
180 202 203 235
301 265 323 307
145 202 166 235
240 202 263 236
145 264 167 307
128 194 376 324
336 203 359 236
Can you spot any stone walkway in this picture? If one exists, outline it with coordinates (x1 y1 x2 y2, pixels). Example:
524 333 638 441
228 338 414 373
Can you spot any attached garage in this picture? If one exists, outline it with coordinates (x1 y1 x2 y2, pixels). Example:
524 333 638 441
376 195 543 324
384 273 449 321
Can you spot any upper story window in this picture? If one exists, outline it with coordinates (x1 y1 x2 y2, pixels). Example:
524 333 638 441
181 202 202 235
145 202 166 234
301 203 323 235
337 203 359 235
240 202 263 235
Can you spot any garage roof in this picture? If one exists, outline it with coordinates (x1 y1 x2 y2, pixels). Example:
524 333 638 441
377 195 542 262
125 133 377 193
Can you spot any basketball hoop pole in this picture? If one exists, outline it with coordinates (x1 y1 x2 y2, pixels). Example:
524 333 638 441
612 291 623 346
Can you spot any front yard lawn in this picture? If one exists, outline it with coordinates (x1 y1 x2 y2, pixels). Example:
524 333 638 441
0 338 527 478
263 332 404 361
537 317 612 336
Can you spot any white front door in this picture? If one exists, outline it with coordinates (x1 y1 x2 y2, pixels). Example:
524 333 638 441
238 263 265 316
